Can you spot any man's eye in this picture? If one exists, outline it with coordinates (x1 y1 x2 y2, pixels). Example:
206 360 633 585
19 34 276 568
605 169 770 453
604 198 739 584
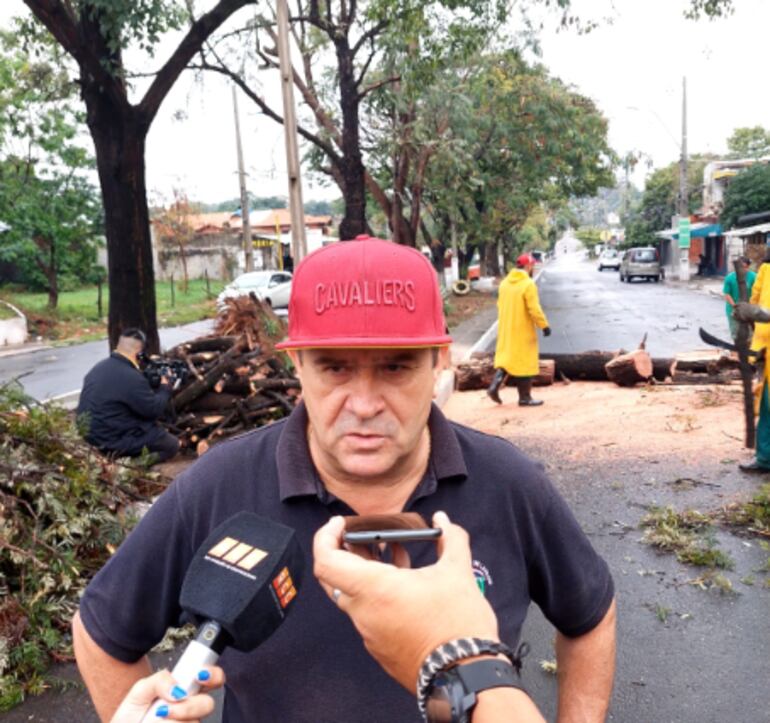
383 363 408 373
324 365 349 374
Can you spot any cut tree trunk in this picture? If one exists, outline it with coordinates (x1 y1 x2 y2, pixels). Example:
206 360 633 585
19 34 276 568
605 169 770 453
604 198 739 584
461 351 674 388
455 358 555 391
533 360 555 387
671 350 739 374
605 349 653 387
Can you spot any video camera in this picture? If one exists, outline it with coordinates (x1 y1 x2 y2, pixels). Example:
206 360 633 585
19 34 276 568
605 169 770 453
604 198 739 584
140 355 190 390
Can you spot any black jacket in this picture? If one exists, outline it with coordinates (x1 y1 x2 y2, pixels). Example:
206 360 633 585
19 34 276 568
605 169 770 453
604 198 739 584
76 352 172 454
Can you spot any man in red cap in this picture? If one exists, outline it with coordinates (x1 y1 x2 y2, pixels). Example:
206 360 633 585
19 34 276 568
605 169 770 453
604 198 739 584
73 237 615 723
487 252 551 406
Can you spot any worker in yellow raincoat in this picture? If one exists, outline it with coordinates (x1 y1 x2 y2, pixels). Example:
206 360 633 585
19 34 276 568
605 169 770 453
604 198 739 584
487 253 551 407
739 252 770 471
750 250 770 353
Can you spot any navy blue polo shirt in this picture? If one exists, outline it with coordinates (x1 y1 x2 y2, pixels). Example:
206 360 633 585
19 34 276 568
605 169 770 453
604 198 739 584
79 403 613 722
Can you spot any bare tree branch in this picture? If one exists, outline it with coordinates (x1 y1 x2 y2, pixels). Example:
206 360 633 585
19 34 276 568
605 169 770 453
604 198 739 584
139 0 253 124
190 59 342 167
354 45 377 88
351 19 388 56
358 75 400 100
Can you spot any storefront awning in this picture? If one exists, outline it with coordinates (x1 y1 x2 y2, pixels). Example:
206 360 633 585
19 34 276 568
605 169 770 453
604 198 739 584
723 222 770 238
655 222 722 241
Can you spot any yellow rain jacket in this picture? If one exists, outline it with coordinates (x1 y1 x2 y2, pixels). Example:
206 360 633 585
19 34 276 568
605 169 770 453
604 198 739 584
750 263 770 354
493 269 549 377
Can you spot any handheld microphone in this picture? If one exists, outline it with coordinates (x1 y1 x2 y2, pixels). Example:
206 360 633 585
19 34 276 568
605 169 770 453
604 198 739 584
140 512 303 720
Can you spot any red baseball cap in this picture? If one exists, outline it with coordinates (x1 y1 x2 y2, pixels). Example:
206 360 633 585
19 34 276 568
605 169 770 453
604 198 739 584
516 253 535 268
275 236 452 350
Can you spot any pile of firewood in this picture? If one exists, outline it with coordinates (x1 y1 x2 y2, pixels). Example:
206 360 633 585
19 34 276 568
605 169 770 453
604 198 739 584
159 295 300 455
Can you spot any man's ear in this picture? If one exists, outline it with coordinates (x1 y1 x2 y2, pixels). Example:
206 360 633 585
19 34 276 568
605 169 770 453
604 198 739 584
436 347 450 372
287 349 301 374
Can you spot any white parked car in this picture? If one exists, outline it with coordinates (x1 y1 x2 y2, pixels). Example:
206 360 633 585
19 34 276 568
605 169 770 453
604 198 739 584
217 270 293 308
597 249 621 271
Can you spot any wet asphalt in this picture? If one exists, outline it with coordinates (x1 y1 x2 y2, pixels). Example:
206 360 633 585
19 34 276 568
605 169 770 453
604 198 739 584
479 242 727 360
517 441 770 723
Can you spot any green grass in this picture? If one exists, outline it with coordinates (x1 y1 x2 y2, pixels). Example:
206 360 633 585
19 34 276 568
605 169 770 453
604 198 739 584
0 279 223 342
0 302 19 320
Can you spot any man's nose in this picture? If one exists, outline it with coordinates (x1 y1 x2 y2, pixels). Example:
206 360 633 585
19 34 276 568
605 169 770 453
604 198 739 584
345 372 385 418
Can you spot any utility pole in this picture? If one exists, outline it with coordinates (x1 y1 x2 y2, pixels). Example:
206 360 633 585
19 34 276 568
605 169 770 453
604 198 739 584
679 77 688 218
276 0 307 265
232 85 254 272
678 76 690 281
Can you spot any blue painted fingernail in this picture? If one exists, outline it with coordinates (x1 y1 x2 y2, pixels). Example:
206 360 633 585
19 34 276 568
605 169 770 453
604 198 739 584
171 685 187 700
155 704 169 718
197 669 211 682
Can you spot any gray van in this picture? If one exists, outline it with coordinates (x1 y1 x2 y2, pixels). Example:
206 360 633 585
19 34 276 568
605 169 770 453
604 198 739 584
619 247 662 283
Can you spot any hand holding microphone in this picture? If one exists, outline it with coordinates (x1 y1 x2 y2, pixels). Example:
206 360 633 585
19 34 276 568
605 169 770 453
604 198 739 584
111 666 224 722
139 512 304 721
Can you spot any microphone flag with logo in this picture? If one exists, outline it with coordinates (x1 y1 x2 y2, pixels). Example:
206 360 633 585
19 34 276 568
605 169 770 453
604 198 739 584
140 512 303 721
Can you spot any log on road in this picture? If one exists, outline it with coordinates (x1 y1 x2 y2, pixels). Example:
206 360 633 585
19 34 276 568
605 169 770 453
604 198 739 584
455 359 555 391
605 349 653 387
458 352 673 389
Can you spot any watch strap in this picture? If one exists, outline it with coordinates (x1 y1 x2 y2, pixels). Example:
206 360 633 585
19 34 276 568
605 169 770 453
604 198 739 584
453 658 523 695
416 638 522 719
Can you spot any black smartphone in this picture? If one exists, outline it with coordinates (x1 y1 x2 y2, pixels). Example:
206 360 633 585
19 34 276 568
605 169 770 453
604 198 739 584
343 528 442 544
342 512 442 545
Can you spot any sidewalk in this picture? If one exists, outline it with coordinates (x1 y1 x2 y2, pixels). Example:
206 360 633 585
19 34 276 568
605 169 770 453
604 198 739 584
665 274 725 299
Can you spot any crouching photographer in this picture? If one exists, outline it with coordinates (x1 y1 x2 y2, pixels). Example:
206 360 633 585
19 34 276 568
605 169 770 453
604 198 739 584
76 328 180 464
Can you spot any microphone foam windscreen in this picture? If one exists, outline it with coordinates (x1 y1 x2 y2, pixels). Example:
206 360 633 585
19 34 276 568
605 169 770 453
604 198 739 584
180 512 304 652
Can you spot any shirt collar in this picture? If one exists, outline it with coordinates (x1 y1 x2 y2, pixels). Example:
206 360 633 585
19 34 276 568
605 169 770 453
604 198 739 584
276 402 468 503
112 351 140 370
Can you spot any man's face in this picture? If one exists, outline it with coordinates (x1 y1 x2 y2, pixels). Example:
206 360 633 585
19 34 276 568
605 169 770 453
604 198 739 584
291 347 446 482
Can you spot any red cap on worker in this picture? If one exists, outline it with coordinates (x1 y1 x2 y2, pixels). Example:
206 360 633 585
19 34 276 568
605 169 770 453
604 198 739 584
275 236 452 350
516 253 536 268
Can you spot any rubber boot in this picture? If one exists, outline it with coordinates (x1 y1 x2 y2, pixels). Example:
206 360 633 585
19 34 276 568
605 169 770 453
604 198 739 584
486 369 507 405
517 378 543 407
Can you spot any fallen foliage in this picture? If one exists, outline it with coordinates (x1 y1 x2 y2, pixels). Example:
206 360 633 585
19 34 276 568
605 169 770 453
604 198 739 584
0 382 167 710
640 506 735 571
720 484 770 537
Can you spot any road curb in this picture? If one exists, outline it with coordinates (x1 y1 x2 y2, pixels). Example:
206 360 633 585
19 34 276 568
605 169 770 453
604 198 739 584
0 342 52 359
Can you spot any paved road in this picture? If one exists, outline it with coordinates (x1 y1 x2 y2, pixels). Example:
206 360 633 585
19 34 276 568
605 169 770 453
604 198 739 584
0 320 216 402
481 244 726 359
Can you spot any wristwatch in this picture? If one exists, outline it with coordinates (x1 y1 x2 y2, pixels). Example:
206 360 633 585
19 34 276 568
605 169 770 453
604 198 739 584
425 658 524 723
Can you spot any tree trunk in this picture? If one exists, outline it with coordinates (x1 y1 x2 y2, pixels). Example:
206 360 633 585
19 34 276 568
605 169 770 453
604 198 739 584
605 349 653 386
482 241 501 277
455 358 555 391
178 241 189 293
335 39 367 240
86 104 159 352
460 351 675 387
47 242 58 309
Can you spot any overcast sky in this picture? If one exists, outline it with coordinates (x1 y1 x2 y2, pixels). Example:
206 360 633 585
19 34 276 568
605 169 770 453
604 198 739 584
2 0 769 205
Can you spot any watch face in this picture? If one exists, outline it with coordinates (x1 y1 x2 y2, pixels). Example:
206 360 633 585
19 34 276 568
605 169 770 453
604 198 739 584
425 688 454 723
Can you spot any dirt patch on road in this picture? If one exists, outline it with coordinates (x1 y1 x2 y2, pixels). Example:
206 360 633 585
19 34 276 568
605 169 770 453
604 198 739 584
443 381 750 466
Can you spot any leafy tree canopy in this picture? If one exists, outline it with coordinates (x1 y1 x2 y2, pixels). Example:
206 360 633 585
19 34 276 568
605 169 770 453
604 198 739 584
720 163 770 230
0 29 102 304
726 126 770 160
624 155 715 248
